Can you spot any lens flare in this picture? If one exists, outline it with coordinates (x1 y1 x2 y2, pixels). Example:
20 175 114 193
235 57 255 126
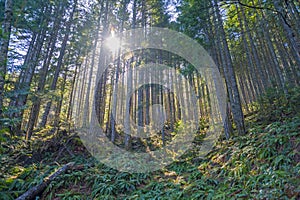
105 31 121 53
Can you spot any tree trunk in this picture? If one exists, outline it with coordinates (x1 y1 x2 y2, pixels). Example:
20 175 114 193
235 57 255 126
26 3 64 138
213 0 245 135
14 6 50 133
273 0 300 67
16 162 74 200
53 67 68 129
39 0 78 129
236 4 260 98
0 0 13 123
67 62 79 123
240 5 268 91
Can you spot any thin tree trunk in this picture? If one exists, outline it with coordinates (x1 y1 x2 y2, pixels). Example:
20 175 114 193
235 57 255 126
67 62 79 123
0 0 13 123
53 67 68 129
39 0 77 129
214 0 245 135
15 7 49 133
124 0 137 148
26 3 64 138
236 4 260 98
273 0 300 67
240 5 268 91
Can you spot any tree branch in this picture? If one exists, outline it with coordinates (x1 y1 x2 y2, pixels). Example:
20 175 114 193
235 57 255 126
234 0 291 28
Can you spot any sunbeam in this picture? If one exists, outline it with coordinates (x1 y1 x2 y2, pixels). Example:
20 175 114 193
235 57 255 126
105 30 121 53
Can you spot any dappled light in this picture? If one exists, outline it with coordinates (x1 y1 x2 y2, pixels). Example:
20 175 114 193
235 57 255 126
0 0 299 199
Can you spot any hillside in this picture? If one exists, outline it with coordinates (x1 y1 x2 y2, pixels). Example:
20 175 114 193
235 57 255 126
1 88 299 199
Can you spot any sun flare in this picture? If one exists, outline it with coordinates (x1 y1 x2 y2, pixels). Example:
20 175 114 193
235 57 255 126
105 32 121 53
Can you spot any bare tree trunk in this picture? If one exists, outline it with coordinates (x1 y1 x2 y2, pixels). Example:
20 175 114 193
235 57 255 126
211 7 233 137
262 20 287 94
236 4 260 98
67 62 79 123
213 0 245 135
14 5 50 134
124 0 137 148
26 3 64 138
0 0 13 123
39 0 78 129
240 5 269 91
111 0 127 142
124 60 133 149
53 67 68 129
110 59 120 142
83 27 101 127
273 0 300 67
94 0 109 129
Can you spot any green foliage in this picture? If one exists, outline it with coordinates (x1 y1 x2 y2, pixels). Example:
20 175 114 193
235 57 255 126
0 87 30 131
175 0 212 48
257 86 300 123
1 87 299 199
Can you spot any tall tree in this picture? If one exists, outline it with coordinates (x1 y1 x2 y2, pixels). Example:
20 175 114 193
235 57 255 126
212 0 245 135
12 3 51 133
39 0 78 130
0 0 13 125
26 1 66 138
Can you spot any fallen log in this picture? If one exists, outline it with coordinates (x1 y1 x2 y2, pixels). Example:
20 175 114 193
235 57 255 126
16 162 75 200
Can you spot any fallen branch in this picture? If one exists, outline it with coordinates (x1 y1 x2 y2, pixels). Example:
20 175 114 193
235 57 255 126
16 162 75 200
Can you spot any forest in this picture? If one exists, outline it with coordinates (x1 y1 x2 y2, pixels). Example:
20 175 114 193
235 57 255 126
0 0 299 199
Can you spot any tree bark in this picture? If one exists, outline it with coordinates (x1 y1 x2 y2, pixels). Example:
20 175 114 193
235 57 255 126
14 5 50 133
0 0 13 122
213 0 245 135
16 162 75 200
26 2 65 138
273 0 300 67
39 0 78 129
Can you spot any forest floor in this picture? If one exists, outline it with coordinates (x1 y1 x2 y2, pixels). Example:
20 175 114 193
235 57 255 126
1 89 300 200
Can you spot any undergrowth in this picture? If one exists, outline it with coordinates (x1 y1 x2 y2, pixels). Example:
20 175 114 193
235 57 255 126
0 87 299 199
